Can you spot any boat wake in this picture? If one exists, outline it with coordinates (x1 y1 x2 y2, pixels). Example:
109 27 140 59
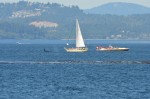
0 60 149 65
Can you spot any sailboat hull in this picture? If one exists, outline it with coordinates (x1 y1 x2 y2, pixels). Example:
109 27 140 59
64 47 88 52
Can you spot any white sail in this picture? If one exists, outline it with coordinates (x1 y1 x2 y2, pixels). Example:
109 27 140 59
76 19 85 48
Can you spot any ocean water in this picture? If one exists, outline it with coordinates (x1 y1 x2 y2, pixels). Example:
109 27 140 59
0 42 150 99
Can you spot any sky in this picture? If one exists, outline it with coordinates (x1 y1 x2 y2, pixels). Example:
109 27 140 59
1 0 150 9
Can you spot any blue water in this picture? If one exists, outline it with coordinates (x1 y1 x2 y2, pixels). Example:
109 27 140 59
0 42 150 99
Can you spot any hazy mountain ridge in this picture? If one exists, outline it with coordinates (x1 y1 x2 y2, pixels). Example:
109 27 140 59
0 1 150 40
85 2 150 15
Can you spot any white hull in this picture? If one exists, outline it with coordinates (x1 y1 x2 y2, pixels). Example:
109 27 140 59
96 46 129 51
64 47 88 52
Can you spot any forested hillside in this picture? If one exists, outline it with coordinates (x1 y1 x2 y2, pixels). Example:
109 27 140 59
0 1 150 40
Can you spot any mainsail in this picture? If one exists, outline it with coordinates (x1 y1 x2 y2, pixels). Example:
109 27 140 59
76 19 85 48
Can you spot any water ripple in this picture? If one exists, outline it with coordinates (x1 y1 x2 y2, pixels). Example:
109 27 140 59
0 60 149 65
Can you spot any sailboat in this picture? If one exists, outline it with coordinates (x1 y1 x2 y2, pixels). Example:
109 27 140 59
64 19 88 52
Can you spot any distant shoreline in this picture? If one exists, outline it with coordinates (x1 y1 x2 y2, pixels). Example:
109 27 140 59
0 39 149 44
62 39 150 41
